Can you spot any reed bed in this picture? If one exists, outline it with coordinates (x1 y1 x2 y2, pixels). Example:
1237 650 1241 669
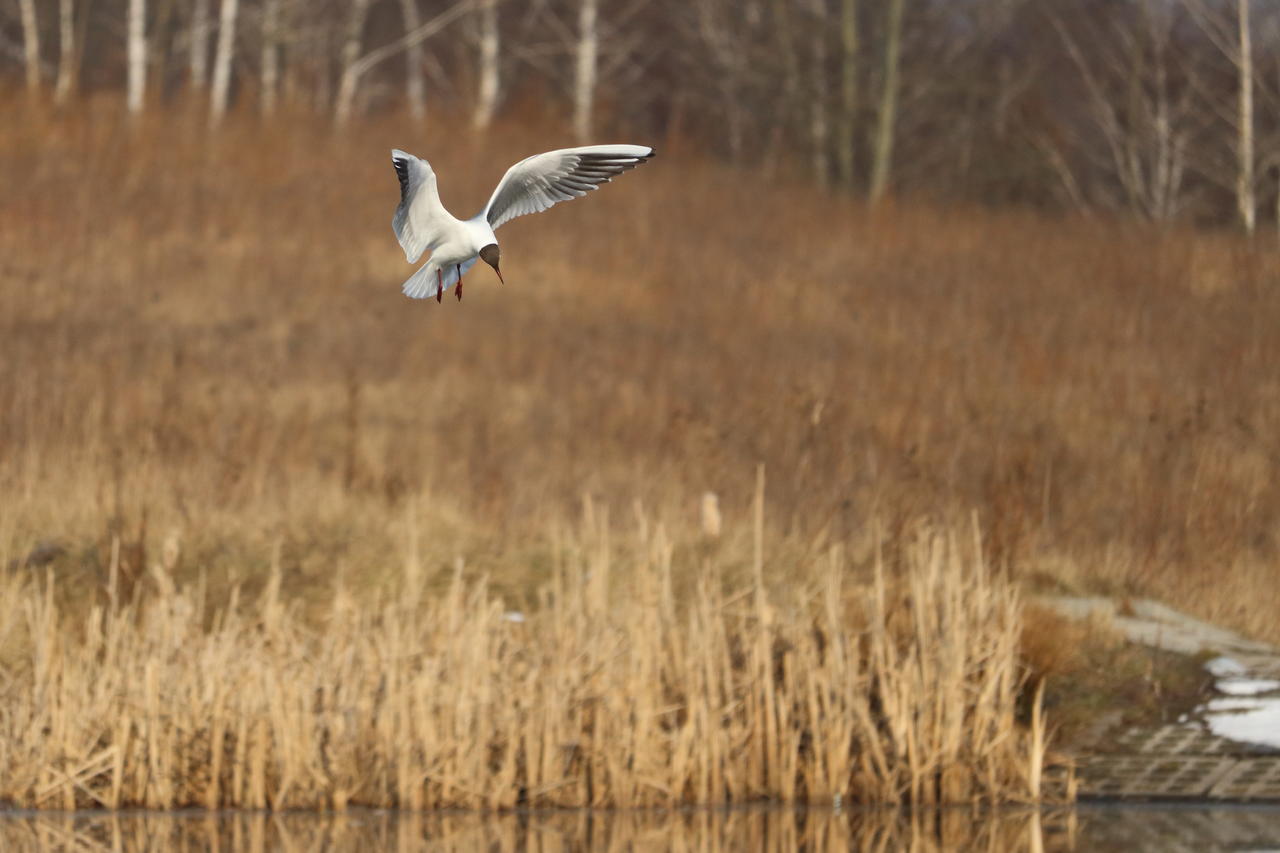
0 502 1050 811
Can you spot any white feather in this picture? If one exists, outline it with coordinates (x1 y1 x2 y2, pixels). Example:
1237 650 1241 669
388 144 654 300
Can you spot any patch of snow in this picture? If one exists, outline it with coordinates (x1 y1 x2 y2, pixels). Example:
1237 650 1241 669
1202 694 1280 750
1205 656 1248 678
1216 677 1280 697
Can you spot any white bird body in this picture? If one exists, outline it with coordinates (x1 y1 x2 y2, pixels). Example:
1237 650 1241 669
390 144 654 301
395 213 492 300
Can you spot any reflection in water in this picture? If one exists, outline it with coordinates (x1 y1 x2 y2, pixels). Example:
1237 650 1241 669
0 808 1058 853
0 805 1277 852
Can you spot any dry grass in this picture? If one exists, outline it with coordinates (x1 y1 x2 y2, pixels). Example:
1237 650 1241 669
5 98 1280 641
0 482 1053 809
1019 604 1210 748
2 94 1279 809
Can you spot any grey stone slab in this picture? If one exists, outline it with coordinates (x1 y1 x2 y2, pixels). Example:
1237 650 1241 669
1209 758 1280 801
1107 724 1280 757
1078 754 1238 798
1035 596 1280 657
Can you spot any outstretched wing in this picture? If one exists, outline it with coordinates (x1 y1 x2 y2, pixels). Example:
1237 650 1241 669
391 149 447 264
482 145 654 230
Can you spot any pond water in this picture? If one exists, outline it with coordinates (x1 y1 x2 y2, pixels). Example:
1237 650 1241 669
2 804 1280 852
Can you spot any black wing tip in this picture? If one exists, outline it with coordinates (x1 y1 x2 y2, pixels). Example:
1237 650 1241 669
391 152 411 197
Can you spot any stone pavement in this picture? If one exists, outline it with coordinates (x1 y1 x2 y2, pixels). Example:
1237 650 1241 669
1038 596 1280 802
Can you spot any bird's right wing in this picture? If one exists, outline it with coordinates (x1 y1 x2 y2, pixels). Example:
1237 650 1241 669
482 144 654 230
391 149 447 264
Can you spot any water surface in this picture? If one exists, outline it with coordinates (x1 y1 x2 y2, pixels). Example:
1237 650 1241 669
2 804 1279 851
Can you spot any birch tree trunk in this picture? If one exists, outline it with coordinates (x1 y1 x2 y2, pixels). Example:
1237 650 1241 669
333 0 374 125
573 0 599 142
398 0 427 122
18 0 40 99
1237 0 1256 234
772 0 801 114
868 0 904 203
810 0 829 188
472 0 500 129
54 0 75 103
261 0 280 116
838 0 858 188
127 0 147 115
209 0 239 124
151 0 175 98
190 0 210 90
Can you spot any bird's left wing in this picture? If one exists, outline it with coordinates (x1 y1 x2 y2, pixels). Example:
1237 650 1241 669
482 145 654 231
391 149 447 264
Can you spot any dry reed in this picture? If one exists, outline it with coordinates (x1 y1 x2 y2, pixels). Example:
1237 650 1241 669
0 505 1049 810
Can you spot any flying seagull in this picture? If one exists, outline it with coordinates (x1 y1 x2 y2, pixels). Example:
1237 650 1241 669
390 144 655 302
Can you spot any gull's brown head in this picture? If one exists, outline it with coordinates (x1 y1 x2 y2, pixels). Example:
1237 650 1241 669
479 243 503 284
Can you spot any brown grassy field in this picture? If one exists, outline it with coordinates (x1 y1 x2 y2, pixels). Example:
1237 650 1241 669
1 95 1278 807
5 98 1280 635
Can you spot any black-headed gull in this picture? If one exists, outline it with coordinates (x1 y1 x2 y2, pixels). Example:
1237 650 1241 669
390 144 655 302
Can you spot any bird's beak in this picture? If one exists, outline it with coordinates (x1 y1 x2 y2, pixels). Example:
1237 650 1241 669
493 265 504 285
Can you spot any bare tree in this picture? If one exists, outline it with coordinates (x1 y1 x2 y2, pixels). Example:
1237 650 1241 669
54 0 76 104
17 0 40 98
127 0 147 114
190 0 210 90
209 0 239 123
11 0 1272 227
809 0 830 187
335 0 473 126
473 0 500 129
574 0 600 141
398 0 427 121
1043 0 1196 221
334 0 374 125
1237 0 1256 233
771 0 802 154
1185 0 1264 232
261 0 280 116
838 0 859 187
869 0 905 202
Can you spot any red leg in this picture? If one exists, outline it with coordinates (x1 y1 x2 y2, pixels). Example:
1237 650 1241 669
455 264 464 301
436 268 443 303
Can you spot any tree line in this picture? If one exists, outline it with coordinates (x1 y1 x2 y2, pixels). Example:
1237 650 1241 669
5 0 1279 230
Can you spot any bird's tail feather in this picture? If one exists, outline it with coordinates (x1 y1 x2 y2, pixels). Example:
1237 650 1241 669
402 261 441 299
402 257 480 300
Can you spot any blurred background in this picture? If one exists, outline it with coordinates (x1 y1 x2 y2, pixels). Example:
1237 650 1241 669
3 0 1280 640
8 0 1280 222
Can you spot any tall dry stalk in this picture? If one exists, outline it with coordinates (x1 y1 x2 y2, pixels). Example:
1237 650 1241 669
0 514 1051 810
